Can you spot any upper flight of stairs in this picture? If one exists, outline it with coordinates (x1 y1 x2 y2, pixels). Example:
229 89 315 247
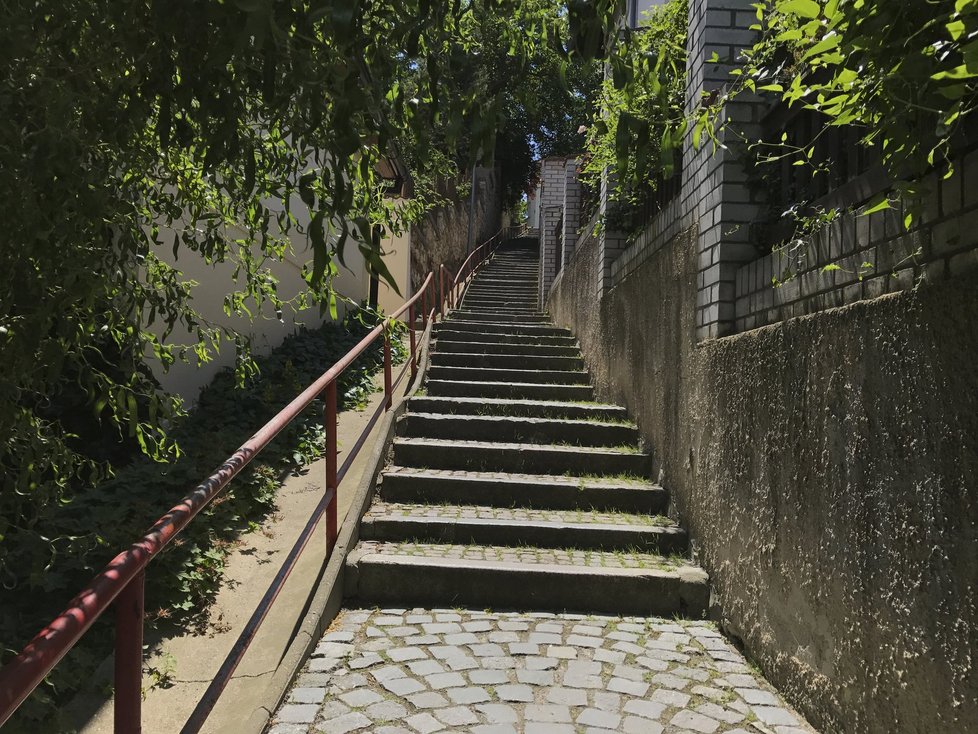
345 238 709 617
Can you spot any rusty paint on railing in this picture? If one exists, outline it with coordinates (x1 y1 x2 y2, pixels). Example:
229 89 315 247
0 229 505 733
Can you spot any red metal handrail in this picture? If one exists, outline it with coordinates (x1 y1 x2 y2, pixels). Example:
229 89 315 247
0 231 504 732
448 228 506 310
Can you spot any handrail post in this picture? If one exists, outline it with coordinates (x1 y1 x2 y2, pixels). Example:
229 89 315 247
383 329 393 410
114 570 145 734
409 304 417 381
324 382 338 551
438 265 445 318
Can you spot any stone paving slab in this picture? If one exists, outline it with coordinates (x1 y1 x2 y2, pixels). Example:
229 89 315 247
268 608 816 734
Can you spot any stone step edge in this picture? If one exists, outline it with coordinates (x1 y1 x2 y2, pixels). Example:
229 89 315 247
359 514 686 550
404 412 634 430
381 465 659 490
427 366 590 381
409 396 621 410
378 469 668 513
348 551 702 579
345 552 710 616
425 378 592 390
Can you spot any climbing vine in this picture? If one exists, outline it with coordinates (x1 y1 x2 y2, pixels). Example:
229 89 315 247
0 0 616 612
583 0 688 200
704 0 978 221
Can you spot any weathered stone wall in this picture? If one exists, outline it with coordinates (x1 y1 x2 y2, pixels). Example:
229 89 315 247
410 167 503 294
548 230 978 734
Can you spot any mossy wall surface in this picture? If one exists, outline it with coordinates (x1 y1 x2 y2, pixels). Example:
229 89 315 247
549 229 978 733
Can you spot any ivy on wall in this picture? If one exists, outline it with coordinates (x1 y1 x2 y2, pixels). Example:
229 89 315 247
705 0 978 223
582 0 689 201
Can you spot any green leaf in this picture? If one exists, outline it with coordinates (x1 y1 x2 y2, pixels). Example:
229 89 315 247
778 0 821 19
861 196 892 216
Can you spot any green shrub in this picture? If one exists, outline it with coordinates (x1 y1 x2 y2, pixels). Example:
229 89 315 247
1 308 407 731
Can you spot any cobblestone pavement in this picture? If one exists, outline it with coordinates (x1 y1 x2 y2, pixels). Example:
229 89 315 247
269 608 815 734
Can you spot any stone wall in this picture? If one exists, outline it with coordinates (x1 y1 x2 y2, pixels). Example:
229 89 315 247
548 228 978 734
410 166 503 294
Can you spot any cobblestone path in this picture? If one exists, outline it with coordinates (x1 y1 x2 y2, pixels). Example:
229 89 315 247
267 241 816 733
269 608 814 734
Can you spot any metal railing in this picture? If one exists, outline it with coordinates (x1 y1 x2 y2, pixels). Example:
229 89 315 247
0 231 506 733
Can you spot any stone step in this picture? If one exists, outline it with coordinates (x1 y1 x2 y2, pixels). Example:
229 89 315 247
426 365 590 386
360 503 687 553
346 541 709 616
467 276 537 282
434 330 576 347
398 412 638 447
425 379 594 401
468 272 538 279
465 284 538 294
430 351 583 370
474 280 536 285
463 289 538 299
454 302 543 312
461 299 539 310
457 305 541 316
406 396 627 421
432 339 580 357
438 321 571 338
392 438 650 476
468 275 537 282
379 466 667 512
447 311 549 324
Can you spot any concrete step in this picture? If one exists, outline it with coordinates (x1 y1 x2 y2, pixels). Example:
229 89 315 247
461 299 539 310
457 305 541 316
426 365 590 386
379 466 667 512
360 503 687 553
465 285 537 294
398 413 639 447
425 379 594 401
438 321 571 338
465 283 538 300
468 274 538 282
454 303 543 312
434 329 576 347
392 437 650 476
432 339 581 357
406 396 628 421
448 311 549 324
430 352 583 370
346 541 709 616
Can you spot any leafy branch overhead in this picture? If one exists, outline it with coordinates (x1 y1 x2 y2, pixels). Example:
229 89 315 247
710 0 978 218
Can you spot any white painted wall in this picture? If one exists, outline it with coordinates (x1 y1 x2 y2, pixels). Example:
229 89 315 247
149 217 368 403
628 0 669 27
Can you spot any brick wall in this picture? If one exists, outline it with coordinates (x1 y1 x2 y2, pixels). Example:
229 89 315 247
537 158 571 303
734 147 978 331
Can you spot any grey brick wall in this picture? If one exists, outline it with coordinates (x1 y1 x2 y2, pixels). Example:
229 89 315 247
685 0 766 340
561 158 583 269
734 148 978 331
537 158 571 302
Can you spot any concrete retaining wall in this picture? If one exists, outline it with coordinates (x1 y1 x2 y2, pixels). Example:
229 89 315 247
548 229 978 734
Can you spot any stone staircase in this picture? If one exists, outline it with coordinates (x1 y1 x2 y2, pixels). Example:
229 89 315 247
345 239 709 617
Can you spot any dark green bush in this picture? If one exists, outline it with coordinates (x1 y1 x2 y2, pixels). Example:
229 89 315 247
1 309 407 731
